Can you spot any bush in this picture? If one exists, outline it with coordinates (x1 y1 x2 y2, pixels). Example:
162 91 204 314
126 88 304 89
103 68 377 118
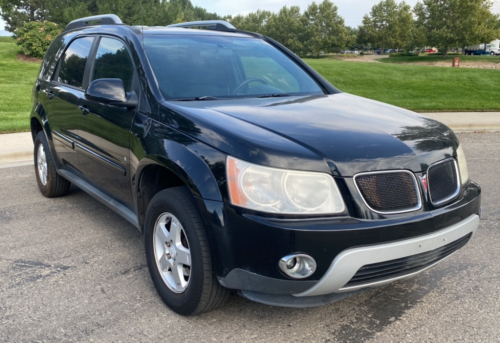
389 52 420 58
15 21 61 59
428 52 461 56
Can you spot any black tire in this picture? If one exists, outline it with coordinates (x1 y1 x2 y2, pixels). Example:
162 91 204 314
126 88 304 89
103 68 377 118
144 187 230 316
34 131 71 198
490 52 495 56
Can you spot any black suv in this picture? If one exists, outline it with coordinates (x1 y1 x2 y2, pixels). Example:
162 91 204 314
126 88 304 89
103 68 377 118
31 15 481 316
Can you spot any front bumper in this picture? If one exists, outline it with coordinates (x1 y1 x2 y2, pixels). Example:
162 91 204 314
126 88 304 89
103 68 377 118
296 213 479 296
197 182 481 301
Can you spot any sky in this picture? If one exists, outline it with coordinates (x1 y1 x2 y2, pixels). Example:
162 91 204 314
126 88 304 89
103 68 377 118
193 0 500 27
1 0 499 33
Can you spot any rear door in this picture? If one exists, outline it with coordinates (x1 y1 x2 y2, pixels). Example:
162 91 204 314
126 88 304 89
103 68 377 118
77 36 137 207
48 36 95 172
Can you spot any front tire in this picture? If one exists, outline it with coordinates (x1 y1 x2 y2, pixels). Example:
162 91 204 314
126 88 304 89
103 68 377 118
34 131 71 197
144 187 230 316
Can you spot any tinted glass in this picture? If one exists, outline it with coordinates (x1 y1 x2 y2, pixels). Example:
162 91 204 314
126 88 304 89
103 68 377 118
92 37 134 92
144 36 323 99
58 37 94 88
241 56 299 93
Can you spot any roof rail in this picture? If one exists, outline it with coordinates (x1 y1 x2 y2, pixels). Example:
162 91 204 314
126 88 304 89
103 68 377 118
64 14 123 32
167 20 236 32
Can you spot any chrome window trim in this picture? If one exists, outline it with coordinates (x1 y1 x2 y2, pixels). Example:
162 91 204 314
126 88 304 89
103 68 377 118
52 130 74 149
52 130 73 143
427 158 461 206
353 169 422 215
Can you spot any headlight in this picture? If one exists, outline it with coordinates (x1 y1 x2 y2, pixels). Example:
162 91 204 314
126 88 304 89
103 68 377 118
456 144 469 186
226 156 345 214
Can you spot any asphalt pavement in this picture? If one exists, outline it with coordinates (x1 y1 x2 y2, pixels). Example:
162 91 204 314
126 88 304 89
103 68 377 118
0 132 499 343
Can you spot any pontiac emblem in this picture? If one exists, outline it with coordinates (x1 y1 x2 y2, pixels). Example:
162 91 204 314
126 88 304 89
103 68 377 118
419 174 428 193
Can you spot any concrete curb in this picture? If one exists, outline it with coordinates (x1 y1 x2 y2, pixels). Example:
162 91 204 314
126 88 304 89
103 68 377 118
1 113 499 165
0 132 33 164
422 112 500 133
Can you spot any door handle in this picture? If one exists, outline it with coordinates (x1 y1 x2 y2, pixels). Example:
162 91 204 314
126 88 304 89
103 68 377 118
43 90 55 99
78 105 89 115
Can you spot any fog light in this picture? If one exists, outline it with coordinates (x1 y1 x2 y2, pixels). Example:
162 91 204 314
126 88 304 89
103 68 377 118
279 254 316 279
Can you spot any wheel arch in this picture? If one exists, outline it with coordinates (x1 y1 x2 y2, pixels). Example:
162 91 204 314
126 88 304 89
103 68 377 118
134 150 224 231
30 103 52 143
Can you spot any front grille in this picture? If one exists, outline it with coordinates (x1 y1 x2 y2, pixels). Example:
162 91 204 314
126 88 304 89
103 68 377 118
355 171 420 213
428 159 459 205
344 233 472 288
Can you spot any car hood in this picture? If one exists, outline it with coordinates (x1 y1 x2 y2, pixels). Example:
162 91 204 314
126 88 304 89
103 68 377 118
161 93 459 176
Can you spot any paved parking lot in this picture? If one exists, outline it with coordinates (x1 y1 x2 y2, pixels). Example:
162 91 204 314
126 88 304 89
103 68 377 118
0 132 499 343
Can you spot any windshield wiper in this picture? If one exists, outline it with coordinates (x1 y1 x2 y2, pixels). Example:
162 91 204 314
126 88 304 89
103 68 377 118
258 93 292 98
174 96 220 101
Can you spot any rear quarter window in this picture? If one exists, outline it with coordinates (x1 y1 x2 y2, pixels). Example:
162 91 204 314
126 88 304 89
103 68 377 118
39 36 64 81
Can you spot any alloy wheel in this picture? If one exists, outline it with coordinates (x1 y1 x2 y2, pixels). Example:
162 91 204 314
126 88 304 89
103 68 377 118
153 212 191 293
37 143 48 186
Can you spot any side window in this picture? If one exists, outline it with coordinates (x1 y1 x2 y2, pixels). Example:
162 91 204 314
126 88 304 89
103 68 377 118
92 37 134 92
57 37 94 88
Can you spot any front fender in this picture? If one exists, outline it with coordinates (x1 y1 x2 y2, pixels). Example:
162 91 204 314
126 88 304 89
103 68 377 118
134 141 225 202
131 123 228 274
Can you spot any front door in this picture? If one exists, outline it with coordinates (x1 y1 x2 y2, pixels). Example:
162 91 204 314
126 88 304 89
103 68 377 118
77 36 137 207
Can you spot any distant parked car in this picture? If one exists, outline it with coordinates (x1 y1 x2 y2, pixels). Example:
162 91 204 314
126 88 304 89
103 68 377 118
376 48 394 54
422 48 438 53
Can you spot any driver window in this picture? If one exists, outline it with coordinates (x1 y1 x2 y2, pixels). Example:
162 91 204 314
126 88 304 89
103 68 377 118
92 37 134 92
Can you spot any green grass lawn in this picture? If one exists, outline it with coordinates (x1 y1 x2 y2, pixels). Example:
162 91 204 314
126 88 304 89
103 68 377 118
0 36 40 133
304 58 500 112
0 36 500 134
379 54 500 64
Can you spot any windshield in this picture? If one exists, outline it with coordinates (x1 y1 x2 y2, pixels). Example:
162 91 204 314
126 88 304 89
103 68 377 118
143 35 324 100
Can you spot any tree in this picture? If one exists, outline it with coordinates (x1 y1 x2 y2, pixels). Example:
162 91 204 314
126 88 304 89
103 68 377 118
456 0 500 54
415 0 500 57
406 20 427 53
345 26 359 50
265 6 304 55
358 0 413 52
95 0 167 26
0 0 48 32
228 10 272 35
1 0 221 32
301 0 347 56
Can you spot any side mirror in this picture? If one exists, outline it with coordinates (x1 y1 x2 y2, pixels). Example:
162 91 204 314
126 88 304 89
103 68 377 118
85 78 137 109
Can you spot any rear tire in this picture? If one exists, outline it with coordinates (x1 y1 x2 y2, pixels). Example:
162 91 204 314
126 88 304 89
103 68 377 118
34 131 71 197
490 52 495 56
144 187 230 316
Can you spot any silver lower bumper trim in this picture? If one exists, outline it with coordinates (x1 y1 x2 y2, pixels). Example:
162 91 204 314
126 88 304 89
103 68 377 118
295 214 480 297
